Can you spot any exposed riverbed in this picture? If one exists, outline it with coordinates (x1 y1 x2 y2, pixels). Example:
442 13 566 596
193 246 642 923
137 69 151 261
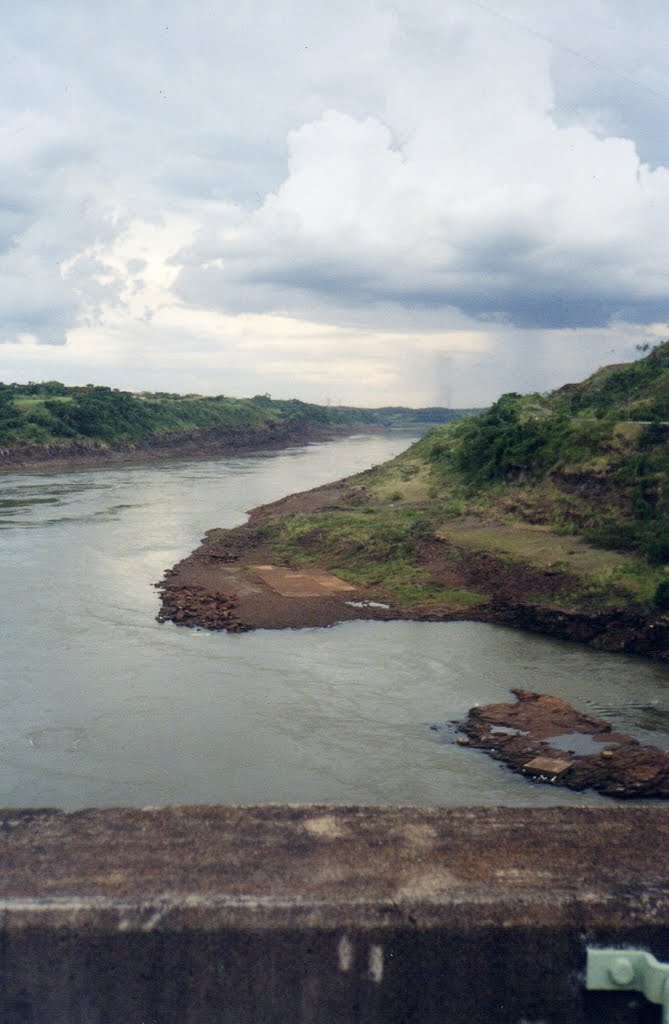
2 432 669 809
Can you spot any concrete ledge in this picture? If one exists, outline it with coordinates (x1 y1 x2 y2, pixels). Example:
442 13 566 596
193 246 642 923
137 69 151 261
1 805 669 1022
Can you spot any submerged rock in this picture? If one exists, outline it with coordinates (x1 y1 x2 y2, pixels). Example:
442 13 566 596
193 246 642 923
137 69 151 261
459 689 669 798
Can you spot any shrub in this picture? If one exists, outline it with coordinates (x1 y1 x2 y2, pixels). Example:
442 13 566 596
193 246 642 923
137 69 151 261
644 534 669 566
653 580 669 611
584 521 639 553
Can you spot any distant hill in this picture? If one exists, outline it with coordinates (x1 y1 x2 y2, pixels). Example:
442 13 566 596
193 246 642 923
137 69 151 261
0 381 477 458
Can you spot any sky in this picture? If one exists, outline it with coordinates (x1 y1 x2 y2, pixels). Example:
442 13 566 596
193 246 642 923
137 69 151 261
3 0 669 407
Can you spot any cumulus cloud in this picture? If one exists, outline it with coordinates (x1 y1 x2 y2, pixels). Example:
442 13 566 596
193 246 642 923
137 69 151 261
3 0 669 402
174 11 669 331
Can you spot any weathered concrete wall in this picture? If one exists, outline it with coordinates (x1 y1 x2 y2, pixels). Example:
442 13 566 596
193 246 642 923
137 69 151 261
1 805 668 1022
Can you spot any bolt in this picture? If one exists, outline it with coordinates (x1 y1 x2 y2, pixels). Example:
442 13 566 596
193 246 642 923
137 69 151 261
609 957 635 986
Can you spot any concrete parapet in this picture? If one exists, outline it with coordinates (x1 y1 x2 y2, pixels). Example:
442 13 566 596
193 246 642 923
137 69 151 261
1 805 668 1022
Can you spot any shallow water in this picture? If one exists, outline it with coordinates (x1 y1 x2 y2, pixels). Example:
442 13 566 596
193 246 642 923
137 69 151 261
541 732 616 756
2 432 669 809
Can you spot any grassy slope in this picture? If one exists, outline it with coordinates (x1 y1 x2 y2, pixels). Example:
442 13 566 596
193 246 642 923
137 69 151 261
255 343 669 618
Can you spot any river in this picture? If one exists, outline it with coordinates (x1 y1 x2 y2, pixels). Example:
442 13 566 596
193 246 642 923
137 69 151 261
2 431 669 809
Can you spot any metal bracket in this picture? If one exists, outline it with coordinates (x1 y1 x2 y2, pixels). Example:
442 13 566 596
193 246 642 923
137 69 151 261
587 948 669 1023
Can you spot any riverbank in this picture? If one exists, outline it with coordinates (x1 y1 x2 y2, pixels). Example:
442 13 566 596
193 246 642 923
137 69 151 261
0 422 369 473
0 382 475 474
157 470 669 657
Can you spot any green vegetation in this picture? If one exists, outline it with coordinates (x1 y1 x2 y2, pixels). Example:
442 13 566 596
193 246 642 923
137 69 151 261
258 506 486 608
654 581 669 612
0 381 477 448
254 341 669 617
426 344 669 569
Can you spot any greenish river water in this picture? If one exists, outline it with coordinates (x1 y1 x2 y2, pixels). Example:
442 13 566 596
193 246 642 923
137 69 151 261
2 431 669 809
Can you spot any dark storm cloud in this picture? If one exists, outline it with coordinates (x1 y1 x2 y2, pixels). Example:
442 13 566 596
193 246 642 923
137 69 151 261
176 249 669 331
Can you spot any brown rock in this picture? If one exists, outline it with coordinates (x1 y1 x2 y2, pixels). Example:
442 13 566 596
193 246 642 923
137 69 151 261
460 689 669 798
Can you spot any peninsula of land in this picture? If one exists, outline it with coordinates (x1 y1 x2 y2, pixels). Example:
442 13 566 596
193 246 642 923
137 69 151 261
158 343 669 659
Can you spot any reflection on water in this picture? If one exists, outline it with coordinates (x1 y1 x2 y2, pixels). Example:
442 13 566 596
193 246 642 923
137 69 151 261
25 726 87 753
587 699 669 733
0 497 59 508
1 431 669 809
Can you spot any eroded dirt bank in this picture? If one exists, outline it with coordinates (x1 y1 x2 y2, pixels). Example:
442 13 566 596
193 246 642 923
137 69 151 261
156 476 669 657
0 422 361 473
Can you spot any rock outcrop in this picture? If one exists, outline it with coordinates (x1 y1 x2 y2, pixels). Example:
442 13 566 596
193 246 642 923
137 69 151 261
460 689 669 797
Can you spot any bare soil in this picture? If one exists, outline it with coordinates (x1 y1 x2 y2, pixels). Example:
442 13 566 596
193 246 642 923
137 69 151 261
157 520 400 632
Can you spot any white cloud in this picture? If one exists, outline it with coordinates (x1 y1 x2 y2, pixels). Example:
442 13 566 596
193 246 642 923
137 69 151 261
3 0 669 404
175 37 669 329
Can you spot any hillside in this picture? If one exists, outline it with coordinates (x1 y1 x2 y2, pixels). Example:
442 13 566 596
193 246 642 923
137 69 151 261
0 381 477 468
158 341 669 657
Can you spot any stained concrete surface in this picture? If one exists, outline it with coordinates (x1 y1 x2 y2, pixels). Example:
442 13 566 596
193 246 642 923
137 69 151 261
1 805 669 1022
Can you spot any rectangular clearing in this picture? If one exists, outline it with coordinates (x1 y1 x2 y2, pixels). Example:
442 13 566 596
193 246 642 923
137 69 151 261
250 565 357 597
